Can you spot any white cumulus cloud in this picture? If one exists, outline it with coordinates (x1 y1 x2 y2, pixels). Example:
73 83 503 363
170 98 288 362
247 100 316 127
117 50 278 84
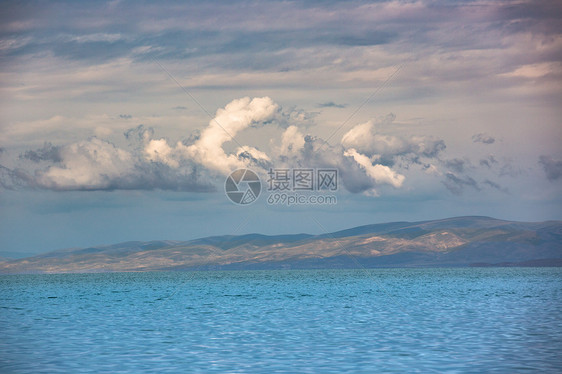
341 120 445 161
5 97 451 195
37 138 134 190
343 148 405 189
274 125 306 159
144 97 279 175
185 96 279 174
145 138 179 168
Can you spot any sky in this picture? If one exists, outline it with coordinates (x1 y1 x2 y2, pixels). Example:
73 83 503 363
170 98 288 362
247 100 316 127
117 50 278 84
0 0 561 257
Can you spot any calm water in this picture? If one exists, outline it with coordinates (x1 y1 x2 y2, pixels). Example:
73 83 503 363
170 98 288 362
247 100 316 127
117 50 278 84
1 268 561 373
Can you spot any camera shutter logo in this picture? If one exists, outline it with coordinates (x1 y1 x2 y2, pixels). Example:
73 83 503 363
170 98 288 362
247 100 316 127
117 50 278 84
225 169 261 205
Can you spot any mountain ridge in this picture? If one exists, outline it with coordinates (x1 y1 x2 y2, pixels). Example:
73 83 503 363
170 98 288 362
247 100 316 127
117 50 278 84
1 216 561 274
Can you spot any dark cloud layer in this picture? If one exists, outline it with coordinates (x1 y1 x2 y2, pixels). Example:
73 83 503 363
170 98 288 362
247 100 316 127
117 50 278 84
539 155 562 181
442 173 480 195
2 0 560 77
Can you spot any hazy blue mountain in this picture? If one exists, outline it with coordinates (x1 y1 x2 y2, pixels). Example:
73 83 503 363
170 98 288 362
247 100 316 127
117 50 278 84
1 217 560 273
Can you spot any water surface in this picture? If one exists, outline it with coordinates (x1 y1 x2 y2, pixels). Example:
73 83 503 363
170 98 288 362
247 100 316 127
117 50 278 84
1 268 561 373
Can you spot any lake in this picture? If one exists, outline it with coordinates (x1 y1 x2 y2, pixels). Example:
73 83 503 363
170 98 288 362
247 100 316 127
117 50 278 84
1 268 561 373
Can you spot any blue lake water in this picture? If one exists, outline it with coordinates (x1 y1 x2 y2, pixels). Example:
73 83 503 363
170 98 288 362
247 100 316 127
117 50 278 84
1 268 561 373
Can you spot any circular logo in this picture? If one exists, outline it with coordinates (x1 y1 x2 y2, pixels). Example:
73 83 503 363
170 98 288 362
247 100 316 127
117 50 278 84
225 169 261 205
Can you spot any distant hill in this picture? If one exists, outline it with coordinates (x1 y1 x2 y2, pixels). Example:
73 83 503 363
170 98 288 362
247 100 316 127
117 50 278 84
1 216 561 274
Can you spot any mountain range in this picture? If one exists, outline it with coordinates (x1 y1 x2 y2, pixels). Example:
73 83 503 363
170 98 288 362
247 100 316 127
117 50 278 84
1 216 561 274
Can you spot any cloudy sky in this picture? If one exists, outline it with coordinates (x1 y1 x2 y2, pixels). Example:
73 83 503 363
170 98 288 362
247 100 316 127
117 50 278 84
1 0 561 256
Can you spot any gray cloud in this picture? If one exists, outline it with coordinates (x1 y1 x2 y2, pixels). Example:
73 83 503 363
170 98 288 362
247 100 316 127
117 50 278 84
472 133 495 144
442 173 479 195
20 142 62 163
420 139 446 158
237 150 272 171
317 101 347 109
479 155 498 168
483 179 508 193
478 155 523 178
539 155 562 181
277 107 317 129
445 158 467 173
124 124 154 146
0 164 31 190
498 0 562 34
499 160 523 177
119 114 132 119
